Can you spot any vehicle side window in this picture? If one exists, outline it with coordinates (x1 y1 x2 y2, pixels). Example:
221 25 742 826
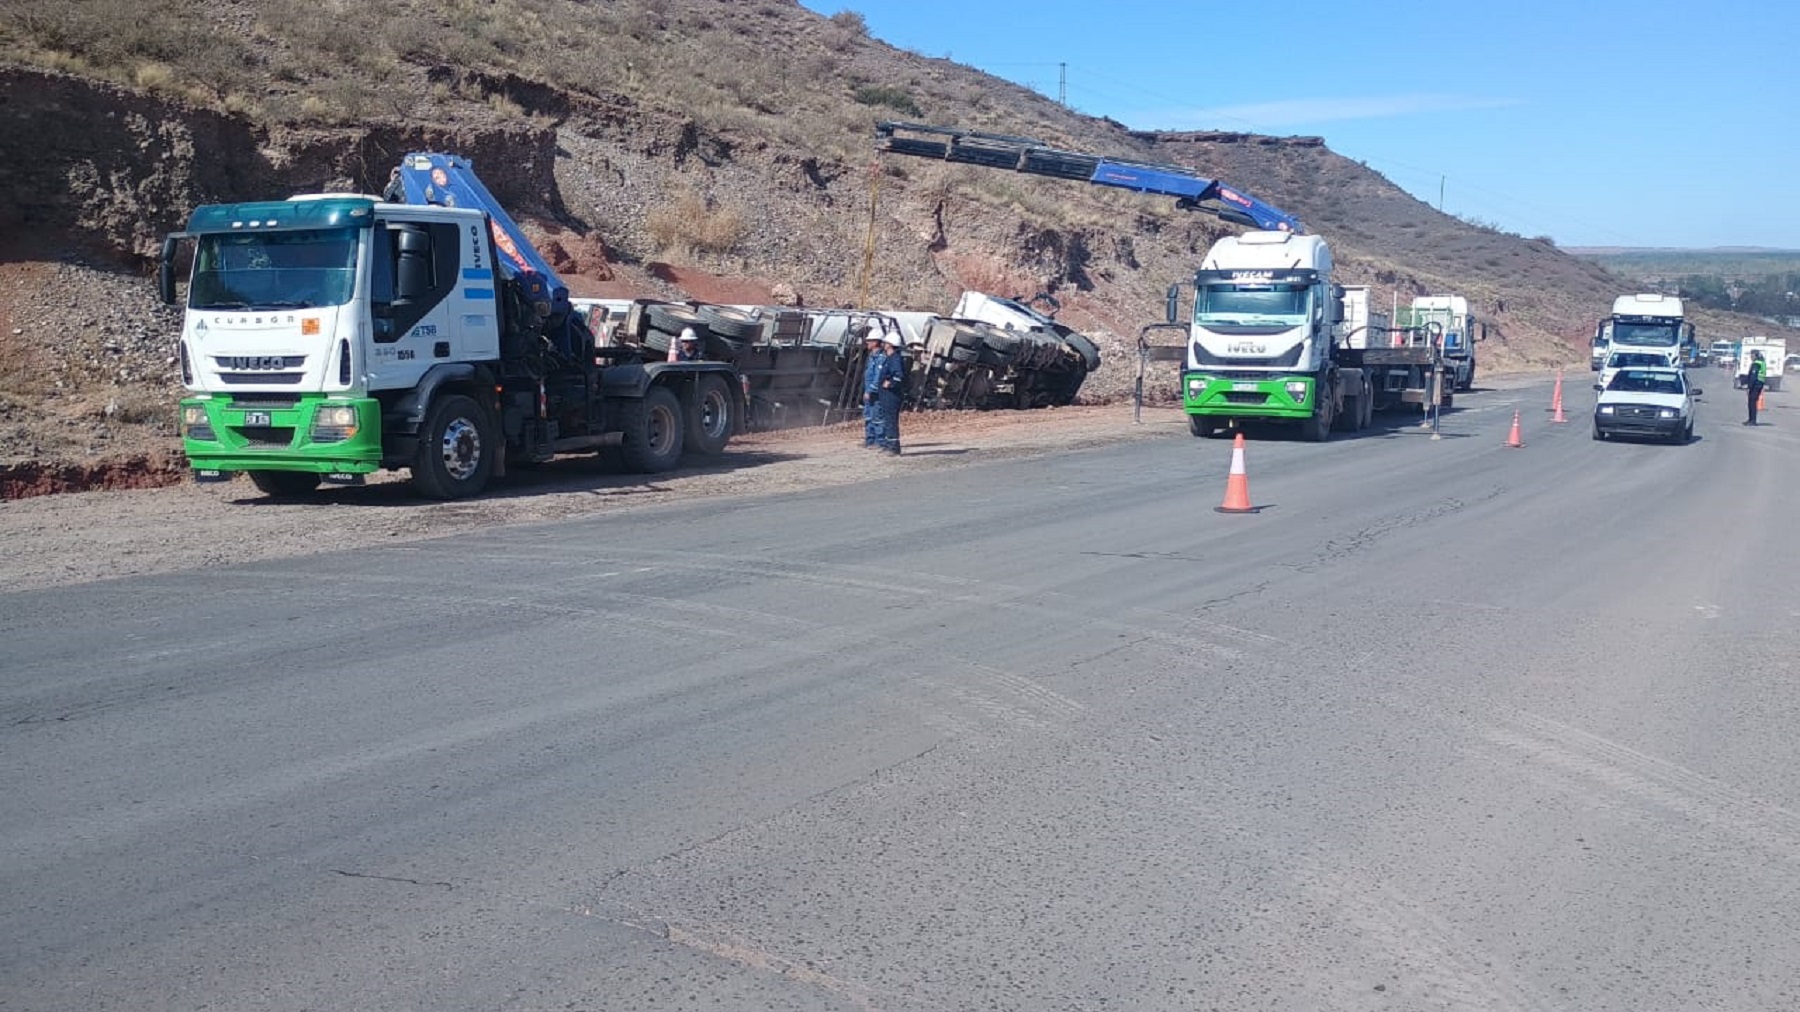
372 222 462 343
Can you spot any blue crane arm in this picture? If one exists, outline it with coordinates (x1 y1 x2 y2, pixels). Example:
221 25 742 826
874 121 1303 235
387 152 570 314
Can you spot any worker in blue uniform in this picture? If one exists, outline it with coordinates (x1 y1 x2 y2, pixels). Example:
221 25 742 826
861 325 904 453
858 325 885 449
873 329 906 454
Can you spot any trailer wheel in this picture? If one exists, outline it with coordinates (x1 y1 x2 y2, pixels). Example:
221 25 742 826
412 394 494 499
618 385 685 473
645 303 708 335
696 305 764 342
248 471 321 498
685 374 734 456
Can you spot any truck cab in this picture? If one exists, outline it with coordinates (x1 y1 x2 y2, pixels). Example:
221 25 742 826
1178 231 1346 438
1404 295 1479 390
1594 293 1690 373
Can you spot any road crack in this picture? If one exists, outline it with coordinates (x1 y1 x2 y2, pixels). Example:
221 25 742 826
331 869 454 890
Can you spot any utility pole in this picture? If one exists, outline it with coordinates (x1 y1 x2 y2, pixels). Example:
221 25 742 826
1058 63 1067 106
1438 175 1445 212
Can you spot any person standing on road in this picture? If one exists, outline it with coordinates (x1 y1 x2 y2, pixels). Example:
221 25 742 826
858 324 885 449
874 328 906 455
1745 349 1767 425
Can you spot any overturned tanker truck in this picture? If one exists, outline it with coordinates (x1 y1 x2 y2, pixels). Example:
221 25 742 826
576 288 1103 432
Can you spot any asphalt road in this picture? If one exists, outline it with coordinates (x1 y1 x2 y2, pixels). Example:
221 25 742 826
5 377 1799 1011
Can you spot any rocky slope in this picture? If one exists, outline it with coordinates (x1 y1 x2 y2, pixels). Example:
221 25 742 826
0 0 1784 482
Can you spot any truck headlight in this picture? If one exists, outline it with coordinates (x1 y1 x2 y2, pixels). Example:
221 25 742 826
310 404 359 443
1187 377 1205 397
1284 381 1308 402
1598 406 1615 415
181 405 215 440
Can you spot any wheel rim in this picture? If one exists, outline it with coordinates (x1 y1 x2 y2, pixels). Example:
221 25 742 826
439 416 482 481
699 387 730 439
648 402 678 456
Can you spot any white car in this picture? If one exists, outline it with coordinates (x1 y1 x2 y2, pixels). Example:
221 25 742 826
1597 350 1678 392
1593 366 1699 444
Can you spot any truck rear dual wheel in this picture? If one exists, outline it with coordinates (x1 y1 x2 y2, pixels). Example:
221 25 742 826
618 385 685 473
684 374 734 456
412 394 495 500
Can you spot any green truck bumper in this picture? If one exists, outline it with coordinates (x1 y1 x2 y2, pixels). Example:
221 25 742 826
1182 373 1315 419
180 394 383 474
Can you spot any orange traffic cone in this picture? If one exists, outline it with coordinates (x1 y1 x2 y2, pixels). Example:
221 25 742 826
1552 391 1567 425
1550 368 1565 415
1214 433 1259 514
1758 389 1767 412
1505 409 1525 447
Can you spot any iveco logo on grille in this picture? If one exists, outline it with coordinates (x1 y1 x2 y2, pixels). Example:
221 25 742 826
218 355 302 370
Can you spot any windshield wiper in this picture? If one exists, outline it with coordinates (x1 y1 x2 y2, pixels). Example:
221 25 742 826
257 300 316 309
194 301 250 310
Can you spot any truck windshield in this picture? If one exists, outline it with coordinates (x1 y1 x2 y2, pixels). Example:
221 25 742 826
189 228 358 310
1611 321 1680 347
1194 283 1310 327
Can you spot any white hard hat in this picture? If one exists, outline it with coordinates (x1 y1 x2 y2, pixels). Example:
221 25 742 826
880 330 903 348
679 326 700 342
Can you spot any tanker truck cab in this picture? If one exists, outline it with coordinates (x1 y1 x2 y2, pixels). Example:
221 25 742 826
1180 232 1339 436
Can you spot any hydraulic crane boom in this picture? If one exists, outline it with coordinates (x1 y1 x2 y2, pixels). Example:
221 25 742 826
385 152 572 318
874 121 1304 235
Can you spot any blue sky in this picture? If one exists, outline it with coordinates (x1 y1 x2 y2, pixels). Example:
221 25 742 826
799 0 1797 249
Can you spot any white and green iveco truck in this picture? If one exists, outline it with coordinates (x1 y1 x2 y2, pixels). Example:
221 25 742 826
1172 231 1458 440
159 153 743 500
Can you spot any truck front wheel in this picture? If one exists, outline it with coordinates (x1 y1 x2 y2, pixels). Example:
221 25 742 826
1301 401 1332 442
619 385 685 473
411 393 494 500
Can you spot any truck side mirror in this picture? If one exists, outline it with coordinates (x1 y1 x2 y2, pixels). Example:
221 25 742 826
157 235 180 305
394 226 431 304
1165 283 1180 325
1593 384 1603 391
1331 298 1345 324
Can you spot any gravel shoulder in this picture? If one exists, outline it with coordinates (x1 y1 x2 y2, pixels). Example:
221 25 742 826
0 405 1182 592
0 370 1554 593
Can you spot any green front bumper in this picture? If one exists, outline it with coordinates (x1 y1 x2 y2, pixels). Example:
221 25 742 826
1182 373 1315 419
180 394 383 474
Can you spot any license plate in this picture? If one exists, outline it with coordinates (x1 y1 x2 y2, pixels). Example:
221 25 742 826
193 469 229 483
244 410 272 425
1232 382 1259 392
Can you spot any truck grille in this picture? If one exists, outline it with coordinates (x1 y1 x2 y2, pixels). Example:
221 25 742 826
228 394 303 409
218 372 304 385
1614 405 1662 420
238 426 296 448
1223 391 1269 405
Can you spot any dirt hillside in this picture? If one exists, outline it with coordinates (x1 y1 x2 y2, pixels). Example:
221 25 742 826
0 0 1785 491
